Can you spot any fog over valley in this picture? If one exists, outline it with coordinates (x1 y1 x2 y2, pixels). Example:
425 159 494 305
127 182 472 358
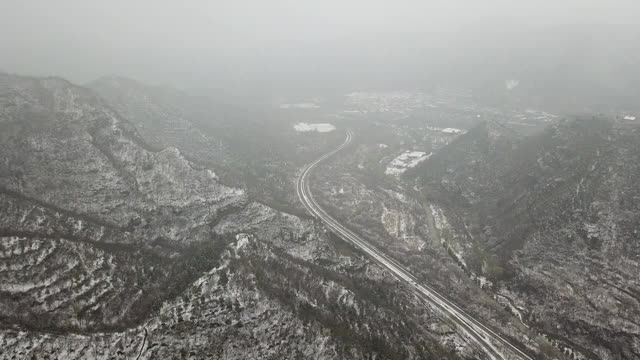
2 1 640 109
1 1 640 360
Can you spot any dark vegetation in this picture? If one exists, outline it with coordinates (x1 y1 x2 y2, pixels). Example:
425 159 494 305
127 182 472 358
0 187 235 334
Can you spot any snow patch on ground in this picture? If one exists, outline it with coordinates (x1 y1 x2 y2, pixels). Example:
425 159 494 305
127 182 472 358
293 123 336 133
427 126 465 135
471 274 493 290
495 292 528 327
381 206 425 251
430 205 449 232
441 128 463 134
429 205 467 267
584 223 600 239
234 233 251 255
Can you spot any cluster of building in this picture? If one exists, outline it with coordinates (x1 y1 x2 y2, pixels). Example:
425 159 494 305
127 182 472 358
385 151 432 176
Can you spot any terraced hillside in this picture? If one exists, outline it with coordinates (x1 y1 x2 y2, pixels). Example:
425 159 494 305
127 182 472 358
0 73 493 359
0 234 169 331
0 196 481 359
1 230 479 359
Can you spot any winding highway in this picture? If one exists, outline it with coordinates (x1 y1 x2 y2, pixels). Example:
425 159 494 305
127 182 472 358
296 130 534 360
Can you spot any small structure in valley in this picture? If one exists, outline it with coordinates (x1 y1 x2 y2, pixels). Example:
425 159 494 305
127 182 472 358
385 151 432 176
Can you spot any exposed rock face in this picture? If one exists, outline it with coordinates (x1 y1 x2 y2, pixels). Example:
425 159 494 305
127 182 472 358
87 76 235 166
413 117 640 359
0 74 246 245
87 76 347 215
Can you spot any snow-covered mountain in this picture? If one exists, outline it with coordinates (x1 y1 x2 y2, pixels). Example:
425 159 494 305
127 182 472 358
410 117 640 359
0 73 482 359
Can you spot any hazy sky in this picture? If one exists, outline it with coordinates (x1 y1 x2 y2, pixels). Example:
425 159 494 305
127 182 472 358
1 0 639 96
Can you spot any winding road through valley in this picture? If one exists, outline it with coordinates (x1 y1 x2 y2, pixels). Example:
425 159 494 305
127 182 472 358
296 129 534 360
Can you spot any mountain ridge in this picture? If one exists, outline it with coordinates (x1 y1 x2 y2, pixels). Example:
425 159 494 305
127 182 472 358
410 115 640 359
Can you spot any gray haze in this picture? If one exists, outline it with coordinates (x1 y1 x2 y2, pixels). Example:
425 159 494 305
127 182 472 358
2 0 640 108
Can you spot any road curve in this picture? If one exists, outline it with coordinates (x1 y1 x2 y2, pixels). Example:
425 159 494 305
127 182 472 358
135 327 148 360
296 130 534 360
